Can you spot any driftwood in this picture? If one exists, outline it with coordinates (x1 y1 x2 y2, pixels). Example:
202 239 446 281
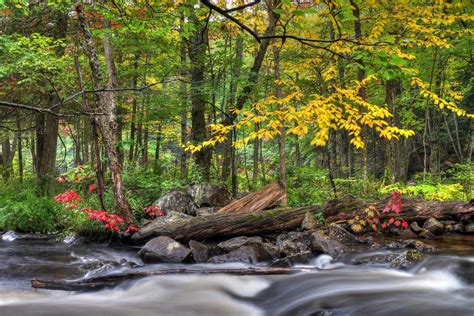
31 267 317 291
217 182 286 214
323 195 474 223
132 205 319 243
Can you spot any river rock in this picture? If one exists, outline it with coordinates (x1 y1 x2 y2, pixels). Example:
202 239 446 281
207 244 272 264
195 207 219 217
310 230 346 257
328 223 358 244
410 221 423 234
390 250 424 269
270 251 314 267
153 190 192 214
387 239 434 252
189 240 210 263
301 212 319 230
423 217 444 235
463 223 474 234
186 183 232 207
217 236 264 252
276 231 311 256
138 236 191 263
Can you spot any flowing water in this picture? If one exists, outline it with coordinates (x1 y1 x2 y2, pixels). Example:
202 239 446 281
0 234 473 316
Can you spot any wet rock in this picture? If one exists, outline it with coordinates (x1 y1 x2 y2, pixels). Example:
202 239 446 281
262 242 280 258
463 223 474 234
217 236 264 252
138 236 191 263
207 244 272 264
186 183 232 207
328 223 358 244
276 231 311 256
419 229 436 239
387 239 434 252
390 250 424 269
442 221 463 233
270 251 314 267
195 207 219 217
301 212 320 230
153 190 192 215
189 240 210 263
410 221 423 234
423 217 444 235
310 230 346 257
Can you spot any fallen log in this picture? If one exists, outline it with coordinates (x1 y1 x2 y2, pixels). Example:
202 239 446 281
31 267 318 291
217 182 286 214
323 195 474 223
132 205 319 243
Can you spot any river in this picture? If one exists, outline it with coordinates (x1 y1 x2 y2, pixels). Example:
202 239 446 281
0 234 473 315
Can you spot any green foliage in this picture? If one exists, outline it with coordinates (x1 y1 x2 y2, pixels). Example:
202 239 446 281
0 185 59 233
380 182 467 201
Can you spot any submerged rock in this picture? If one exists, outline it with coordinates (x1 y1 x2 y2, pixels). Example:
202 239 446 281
387 239 434 252
208 244 272 264
186 183 232 208
138 236 191 263
423 217 444 235
153 190 193 215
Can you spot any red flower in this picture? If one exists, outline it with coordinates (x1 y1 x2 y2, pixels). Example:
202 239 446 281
382 223 388 229
402 221 409 230
88 183 97 192
54 190 80 203
388 217 395 225
394 220 401 227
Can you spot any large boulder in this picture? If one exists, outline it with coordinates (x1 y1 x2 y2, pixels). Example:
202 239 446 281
423 217 444 235
189 240 210 263
153 190 193 215
138 236 191 263
207 244 272 264
186 183 232 207
310 230 346 257
217 236 264 252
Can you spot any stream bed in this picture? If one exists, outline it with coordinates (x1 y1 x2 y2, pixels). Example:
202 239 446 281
0 235 473 315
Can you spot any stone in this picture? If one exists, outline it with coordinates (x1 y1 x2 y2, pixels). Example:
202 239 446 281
217 236 264 252
138 236 191 263
195 207 219 217
310 230 346 257
410 221 423 234
387 239 434 252
270 251 314 267
423 217 444 235
207 244 272 264
418 229 436 239
186 183 232 208
276 231 311 256
153 190 192 214
463 223 474 234
301 212 320 230
328 223 358 244
189 240 210 263
390 250 424 270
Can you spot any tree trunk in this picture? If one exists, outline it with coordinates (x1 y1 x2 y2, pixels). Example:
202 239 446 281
323 196 473 223
76 3 132 222
132 205 319 243
187 9 211 180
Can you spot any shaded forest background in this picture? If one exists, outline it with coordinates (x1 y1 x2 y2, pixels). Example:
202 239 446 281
0 0 473 234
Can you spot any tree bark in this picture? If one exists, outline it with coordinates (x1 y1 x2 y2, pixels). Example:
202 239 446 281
132 205 318 243
76 3 132 222
322 196 473 223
